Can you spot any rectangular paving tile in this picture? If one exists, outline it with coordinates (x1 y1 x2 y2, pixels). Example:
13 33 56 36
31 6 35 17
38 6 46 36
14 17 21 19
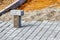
33 21 53 40
40 21 59 40
1 27 17 40
0 21 60 40
0 22 7 28
13 21 37 40
20 21 48 40
0 22 11 33
6 21 31 40
0 24 13 39
48 22 60 39
26 21 49 40
0 21 25 40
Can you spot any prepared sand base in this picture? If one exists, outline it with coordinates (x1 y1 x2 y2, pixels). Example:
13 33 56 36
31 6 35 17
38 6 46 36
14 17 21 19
0 8 60 22
0 0 15 10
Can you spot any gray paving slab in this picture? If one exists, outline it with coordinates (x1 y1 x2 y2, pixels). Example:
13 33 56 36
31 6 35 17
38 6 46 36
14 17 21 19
0 22 11 33
20 21 42 40
19 21 48 40
1 26 17 40
47 22 60 40
0 24 13 39
33 21 53 40
26 21 49 40
6 21 31 40
1 21 25 40
13 21 37 40
0 22 7 28
0 21 60 40
40 21 59 40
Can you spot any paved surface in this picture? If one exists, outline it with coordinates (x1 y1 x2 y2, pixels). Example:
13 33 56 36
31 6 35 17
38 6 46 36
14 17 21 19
0 21 60 40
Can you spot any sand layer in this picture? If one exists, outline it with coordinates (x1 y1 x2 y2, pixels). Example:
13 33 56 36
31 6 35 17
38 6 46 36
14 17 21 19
0 0 60 21
0 7 60 22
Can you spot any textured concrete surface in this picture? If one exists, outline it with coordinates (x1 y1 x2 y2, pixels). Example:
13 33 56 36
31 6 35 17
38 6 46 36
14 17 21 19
0 21 60 40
